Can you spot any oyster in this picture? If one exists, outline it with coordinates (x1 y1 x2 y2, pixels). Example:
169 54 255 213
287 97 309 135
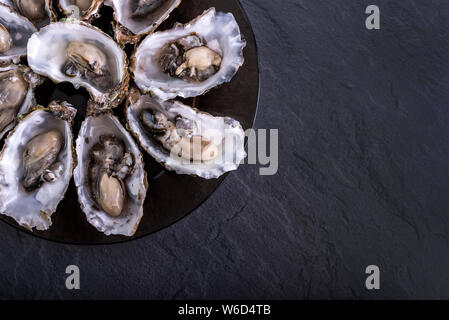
52 0 104 21
126 87 246 179
0 0 54 28
74 111 148 236
0 3 37 64
0 64 41 139
27 20 129 108
0 22 11 52
105 0 181 44
131 7 246 101
0 101 76 230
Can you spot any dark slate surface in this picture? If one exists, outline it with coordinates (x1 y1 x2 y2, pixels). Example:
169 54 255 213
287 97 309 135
1 0 449 299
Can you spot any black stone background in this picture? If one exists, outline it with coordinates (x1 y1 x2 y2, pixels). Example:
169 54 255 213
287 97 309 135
1 0 449 299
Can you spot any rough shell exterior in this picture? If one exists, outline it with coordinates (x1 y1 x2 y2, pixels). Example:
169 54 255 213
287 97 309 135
105 0 181 44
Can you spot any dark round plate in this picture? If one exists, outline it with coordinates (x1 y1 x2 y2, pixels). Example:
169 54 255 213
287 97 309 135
0 0 259 244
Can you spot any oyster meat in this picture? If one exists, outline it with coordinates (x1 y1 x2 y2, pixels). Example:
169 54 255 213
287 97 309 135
126 87 246 179
105 0 181 44
0 101 76 230
0 3 37 64
0 64 41 139
156 34 222 83
131 7 246 101
74 112 147 236
27 20 129 108
52 0 104 21
0 22 11 52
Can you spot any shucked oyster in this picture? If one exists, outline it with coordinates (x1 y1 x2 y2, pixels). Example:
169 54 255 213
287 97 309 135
0 101 76 230
131 7 246 101
51 0 104 21
0 20 11 52
0 3 37 64
0 0 55 28
27 20 129 108
156 34 222 83
74 111 147 236
126 87 246 179
105 0 181 44
0 64 41 139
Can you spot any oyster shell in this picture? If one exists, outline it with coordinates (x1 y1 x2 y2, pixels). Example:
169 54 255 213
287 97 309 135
105 0 181 44
126 87 246 179
131 7 246 101
27 20 129 108
74 111 148 236
0 101 76 231
0 64 41 139
51 0 104 21
0 0 55 28
0 3 37 64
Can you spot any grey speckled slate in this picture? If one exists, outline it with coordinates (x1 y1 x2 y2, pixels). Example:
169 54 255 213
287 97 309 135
1 0 449 299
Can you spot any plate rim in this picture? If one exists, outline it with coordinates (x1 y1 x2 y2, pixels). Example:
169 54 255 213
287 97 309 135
0 0 260 246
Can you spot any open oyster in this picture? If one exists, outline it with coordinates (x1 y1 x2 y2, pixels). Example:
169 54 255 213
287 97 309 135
51 0 104 21
0 3 37 64
27 20 129 108
0 64 41 139
74 111 148 236
126 87 246 179
0 0 55 28
105 0 181 44
0 101 76 230
131 7 246 101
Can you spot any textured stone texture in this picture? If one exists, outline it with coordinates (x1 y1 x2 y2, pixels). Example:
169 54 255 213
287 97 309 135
1 0 449 299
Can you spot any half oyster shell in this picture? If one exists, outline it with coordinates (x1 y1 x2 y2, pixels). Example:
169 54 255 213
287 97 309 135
0 0 55 29
74 111 148 236
27 20 129 109
0 101 76 231
131 7 246 101
0 64 42 139
105 0 181 44
51 0 104 21
0 3 37 64
126 87 246 179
